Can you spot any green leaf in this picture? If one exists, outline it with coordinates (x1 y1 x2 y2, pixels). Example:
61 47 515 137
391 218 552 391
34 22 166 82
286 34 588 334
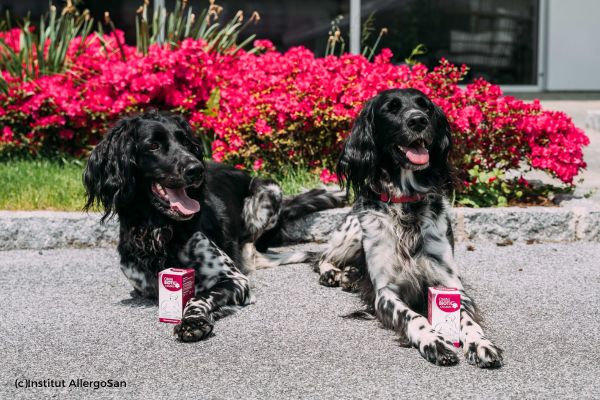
203 87 221 117
405 44 427 66
457 197 480 208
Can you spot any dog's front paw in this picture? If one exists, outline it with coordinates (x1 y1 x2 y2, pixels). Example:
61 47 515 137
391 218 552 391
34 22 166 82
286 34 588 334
464 340 504 368
319 268 341 287
419 335 460 366
340 267 361 292
174 313 215 342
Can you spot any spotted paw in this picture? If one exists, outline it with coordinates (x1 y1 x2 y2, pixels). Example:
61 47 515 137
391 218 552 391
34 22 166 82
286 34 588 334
419 336 460 366
319 268 341 287
464 340 504 368
174 313 215 342
340 267 361 292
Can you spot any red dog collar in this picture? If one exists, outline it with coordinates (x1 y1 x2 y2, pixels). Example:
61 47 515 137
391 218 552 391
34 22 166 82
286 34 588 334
380 193 425 203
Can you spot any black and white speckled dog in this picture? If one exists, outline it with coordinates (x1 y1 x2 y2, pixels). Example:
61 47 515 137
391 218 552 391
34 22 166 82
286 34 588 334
84 110 342 342
315 88 504 367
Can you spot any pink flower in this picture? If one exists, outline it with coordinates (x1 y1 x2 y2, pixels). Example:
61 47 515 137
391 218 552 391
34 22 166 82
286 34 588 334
374 48 394 64
254 119 273 135
252 158 264 171
0 32 588 188
320 168 338 184
1 126 14 142
253 40 276 52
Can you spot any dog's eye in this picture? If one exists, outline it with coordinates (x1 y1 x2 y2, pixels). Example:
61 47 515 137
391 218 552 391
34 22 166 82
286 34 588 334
388 98 402 111
149 143 160 151
415 97 430 109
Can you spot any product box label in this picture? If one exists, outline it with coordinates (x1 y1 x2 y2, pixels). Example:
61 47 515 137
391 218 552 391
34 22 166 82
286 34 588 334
158 268 195 324
427 287 461 347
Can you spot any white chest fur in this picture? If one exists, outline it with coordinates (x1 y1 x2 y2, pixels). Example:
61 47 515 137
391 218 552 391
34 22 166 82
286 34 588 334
360 199 457 291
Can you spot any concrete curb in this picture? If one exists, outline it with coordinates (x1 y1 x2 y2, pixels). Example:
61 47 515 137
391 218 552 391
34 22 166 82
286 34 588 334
282 203 600 244
0 211 118 251
1 202 599 251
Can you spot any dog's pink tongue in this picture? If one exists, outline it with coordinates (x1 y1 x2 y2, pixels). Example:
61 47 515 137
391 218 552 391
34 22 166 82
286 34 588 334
164 187 200 216
405 147 430 165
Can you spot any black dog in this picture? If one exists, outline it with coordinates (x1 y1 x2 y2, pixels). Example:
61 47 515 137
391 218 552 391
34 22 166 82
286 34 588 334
84 110 342 342
314 89 504 367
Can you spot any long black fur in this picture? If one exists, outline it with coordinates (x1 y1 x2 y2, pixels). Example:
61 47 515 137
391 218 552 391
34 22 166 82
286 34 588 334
337 89 454 200
84 110 343 341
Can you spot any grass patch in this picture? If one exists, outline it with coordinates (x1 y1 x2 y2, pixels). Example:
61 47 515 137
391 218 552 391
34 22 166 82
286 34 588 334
3 158 558 211
270 166 324 195
0 159 86 211
0 159 326 211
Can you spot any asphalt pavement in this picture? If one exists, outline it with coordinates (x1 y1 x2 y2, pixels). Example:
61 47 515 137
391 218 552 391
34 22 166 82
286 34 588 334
1 242 599 399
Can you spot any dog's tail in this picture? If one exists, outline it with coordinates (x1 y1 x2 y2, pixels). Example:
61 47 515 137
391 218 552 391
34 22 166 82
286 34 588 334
243 243 320 271
255 188 346 250
280 188 346 220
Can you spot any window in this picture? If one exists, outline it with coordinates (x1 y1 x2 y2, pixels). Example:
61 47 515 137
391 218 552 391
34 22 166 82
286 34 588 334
1 0 540 84
217 0 349 56
361 0 540 85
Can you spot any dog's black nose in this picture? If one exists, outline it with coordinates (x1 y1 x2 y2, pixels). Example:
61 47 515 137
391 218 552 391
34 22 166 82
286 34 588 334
184 163 204 181
407 114 428 132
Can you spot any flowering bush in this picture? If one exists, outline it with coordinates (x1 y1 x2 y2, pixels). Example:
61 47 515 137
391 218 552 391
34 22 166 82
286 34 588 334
0 29 589 205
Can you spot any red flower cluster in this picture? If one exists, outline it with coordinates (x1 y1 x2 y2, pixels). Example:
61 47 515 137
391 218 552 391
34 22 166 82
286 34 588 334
0 30 589 189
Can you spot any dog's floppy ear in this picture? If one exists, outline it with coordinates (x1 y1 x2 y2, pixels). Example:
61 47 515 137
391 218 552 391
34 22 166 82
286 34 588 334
337 96 379 197
83 117 138 221
431 104 455 190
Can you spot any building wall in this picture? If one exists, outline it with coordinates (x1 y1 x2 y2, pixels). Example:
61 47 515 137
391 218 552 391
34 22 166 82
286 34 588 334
546 0 600 90
3 0 599 91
